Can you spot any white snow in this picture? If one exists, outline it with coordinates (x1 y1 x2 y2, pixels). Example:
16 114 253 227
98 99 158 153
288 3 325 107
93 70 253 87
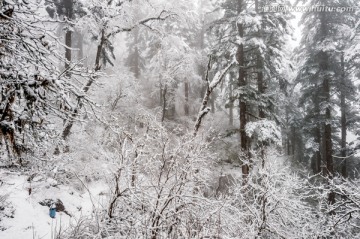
0 170 107 239
245 119 282 145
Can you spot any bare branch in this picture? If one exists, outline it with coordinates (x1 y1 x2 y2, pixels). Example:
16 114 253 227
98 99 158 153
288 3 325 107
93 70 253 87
107 10 175 38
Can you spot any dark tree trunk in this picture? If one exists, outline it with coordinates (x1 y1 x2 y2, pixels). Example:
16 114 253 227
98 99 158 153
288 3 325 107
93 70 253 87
229 84 234 126
257 54 265 119
324 104 333 179
64 0 73 76
236 0 249 181
292 127 297 156
65 31 72 72
314 112 322 175
184 81 189 116
312 91 322 174
285 106 290 155
161 85 167 123
255 0 267 161
318 12 334 179
340 52 347 178
319 52 333 179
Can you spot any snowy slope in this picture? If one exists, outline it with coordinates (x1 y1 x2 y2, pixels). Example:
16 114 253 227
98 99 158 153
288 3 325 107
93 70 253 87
0 170 107 239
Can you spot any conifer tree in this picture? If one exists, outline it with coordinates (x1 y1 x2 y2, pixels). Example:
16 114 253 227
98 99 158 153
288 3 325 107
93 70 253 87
297 0 360 203
211 0 292 179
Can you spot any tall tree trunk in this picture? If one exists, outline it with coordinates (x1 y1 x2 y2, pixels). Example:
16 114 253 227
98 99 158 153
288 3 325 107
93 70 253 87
324 77 335 205
319 14 331 170
255 0 266 162
340 52 347 178
313 95 322 174
65 31 72 73
168 89 176 120
321 50 335 204
236 0 249 181
324 112 333 178
257 54 265 119
64 0 73 76
319 10 335 204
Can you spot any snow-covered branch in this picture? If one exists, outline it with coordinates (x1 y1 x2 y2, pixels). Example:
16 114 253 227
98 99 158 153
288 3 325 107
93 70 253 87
193 58 235 136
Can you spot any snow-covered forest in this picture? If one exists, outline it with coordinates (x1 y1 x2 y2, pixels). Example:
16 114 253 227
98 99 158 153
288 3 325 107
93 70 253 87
1 0 360 238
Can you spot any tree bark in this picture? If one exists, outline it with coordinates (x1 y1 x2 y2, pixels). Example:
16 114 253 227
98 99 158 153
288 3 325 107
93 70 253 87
340 52 347 178
321 49 335 204
65 31 72 73
229 83 234 126
320 36 333 182
236 0 249 181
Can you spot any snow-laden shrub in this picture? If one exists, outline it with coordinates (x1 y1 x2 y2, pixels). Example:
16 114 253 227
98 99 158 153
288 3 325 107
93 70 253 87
62 130 360 239
61 145 320 238
62 121 224 238
309 176 360 238
219 149 317 238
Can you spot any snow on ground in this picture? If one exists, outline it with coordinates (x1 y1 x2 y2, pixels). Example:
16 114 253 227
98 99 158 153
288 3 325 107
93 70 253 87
0 169 108 239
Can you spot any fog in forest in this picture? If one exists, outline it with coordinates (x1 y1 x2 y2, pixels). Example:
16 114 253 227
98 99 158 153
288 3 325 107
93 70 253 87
1 0 360 238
